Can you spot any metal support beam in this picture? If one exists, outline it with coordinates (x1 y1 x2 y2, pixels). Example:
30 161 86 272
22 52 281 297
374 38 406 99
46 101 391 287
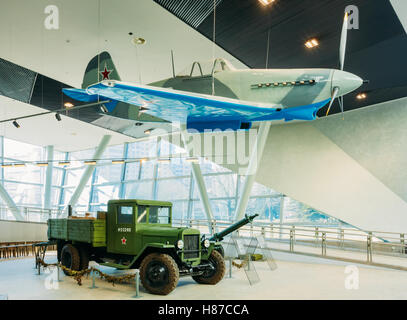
43 145 54 209
180 127 215 234
68 135 112 209
0 184 23 220
234 122 271 221
279 195 285 239
118 143 129 199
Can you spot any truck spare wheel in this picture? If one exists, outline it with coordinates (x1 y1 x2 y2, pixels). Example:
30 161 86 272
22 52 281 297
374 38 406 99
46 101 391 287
140 253 179 295
60 244 80 275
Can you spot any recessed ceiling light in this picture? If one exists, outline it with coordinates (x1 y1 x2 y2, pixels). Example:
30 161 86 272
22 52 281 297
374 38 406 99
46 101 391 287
112 160 125 164
132 37 146 45
144 129 152 135
64 102 74 108
158 158 171 164
259 0 275 6
58 161 71 167
305 38 319 49
1 163 13 168
84 160 97 165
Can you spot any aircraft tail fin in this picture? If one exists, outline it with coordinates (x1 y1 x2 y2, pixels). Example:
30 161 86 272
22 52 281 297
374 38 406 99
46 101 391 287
82 51 121 89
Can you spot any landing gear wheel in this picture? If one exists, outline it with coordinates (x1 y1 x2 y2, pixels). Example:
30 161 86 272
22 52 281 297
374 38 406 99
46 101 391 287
140 253 179 295
77 246 89 270
60 244 80 276
192 250 225 285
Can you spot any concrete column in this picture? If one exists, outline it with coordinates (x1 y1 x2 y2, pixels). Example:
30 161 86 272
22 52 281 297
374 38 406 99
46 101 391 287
43 145 54 209
235 122 271 220
180 127 215 234
68 135 111 209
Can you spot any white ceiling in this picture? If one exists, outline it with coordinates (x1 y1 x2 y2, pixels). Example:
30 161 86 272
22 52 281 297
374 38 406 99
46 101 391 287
0 0 246 151
0 95 133 151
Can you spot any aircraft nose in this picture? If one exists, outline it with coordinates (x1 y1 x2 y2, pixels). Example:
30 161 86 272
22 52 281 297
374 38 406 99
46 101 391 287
332 70 363 96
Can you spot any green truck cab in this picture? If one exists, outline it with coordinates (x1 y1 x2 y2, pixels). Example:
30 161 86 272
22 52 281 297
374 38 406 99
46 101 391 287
48 199 257 295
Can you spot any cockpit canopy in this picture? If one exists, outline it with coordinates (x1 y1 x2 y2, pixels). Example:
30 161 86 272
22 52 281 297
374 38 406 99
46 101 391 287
177 58 236 77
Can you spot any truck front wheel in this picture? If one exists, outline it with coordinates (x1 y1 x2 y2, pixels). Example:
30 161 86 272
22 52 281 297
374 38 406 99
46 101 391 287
140 253 179 295
192 250 225 285
60 244 80 275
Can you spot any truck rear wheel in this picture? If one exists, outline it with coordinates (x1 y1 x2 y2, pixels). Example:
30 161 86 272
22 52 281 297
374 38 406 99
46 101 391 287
192 250 225 285
77 246 89 271
140 253 179 295
60 244 80 275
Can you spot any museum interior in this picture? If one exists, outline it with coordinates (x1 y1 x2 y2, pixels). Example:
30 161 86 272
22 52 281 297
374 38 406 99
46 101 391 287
0 0 407 300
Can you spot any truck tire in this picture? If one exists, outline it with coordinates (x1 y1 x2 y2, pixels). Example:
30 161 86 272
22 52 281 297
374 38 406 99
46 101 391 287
56 240 65 262
140 253 179 295
215 244 225 257
60 244 80 276
77 246 89 271
192 250 225 285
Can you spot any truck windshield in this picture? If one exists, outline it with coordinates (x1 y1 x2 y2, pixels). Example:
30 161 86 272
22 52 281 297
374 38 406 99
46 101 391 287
149 206 170 224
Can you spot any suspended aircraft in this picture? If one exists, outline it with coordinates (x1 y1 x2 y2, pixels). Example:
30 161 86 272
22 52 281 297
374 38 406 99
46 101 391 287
62 12 363 134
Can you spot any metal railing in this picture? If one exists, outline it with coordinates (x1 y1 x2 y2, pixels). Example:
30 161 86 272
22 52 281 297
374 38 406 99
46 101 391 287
2 205 407 270
172 218 407 270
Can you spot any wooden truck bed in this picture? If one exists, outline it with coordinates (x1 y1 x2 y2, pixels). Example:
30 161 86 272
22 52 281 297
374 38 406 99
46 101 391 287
48 219 106 247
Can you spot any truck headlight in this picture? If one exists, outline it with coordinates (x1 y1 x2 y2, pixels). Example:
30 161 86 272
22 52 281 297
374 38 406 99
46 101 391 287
203 239 210 248
177 240 184 249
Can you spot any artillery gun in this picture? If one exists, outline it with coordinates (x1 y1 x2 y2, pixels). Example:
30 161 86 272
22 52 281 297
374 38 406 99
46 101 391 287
47 199 258 295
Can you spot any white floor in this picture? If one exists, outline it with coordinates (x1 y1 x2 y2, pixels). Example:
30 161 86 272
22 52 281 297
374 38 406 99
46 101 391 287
1 251 407 300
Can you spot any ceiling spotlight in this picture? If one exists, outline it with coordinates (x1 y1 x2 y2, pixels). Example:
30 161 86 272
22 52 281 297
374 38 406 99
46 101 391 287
64 102 74 108
305 38 319 49
144 129 152 135
12 120 20 128
55 113 62 121
259 0 275 6
140 158 148 163
100 105 108 113
132 37 146 45
356 93 367 100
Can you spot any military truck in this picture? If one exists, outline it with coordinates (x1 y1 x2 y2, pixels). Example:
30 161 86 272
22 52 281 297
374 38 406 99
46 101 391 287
48 199 257 295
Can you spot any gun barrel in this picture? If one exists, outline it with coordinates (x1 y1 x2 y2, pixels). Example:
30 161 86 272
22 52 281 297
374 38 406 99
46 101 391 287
209 214 259 242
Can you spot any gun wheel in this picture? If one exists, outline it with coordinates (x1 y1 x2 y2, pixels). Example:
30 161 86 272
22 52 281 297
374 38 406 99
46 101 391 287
60 244 80 276
192 250 225 285
140 253 179 295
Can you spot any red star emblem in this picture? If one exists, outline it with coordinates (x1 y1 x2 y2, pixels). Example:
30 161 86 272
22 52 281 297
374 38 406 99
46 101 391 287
121 237 127 245
100 63 113 80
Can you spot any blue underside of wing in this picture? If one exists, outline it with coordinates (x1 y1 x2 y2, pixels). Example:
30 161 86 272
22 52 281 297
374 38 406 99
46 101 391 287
63 83 330 128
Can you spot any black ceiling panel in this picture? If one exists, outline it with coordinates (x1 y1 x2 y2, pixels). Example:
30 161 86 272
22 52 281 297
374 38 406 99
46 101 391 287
157 0 407 114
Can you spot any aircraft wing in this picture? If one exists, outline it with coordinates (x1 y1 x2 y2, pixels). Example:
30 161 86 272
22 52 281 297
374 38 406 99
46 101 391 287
63 81 287 132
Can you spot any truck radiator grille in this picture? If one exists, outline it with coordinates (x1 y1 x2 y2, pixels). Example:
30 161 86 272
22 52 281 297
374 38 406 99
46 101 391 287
183 234 199 259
